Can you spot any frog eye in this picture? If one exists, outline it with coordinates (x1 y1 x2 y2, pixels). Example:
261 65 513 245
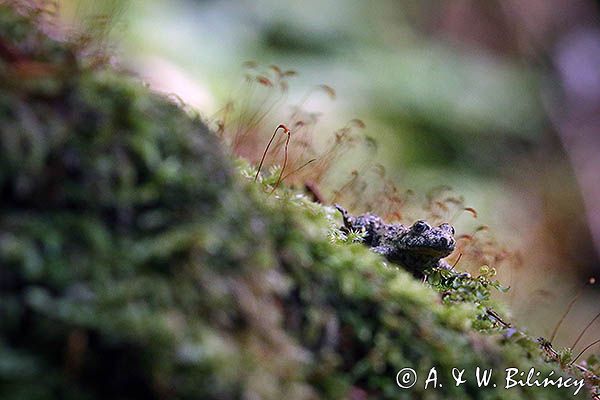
439 223 455 235
412 220 429 233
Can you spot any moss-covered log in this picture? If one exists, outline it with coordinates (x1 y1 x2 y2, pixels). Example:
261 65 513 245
0 4 594 399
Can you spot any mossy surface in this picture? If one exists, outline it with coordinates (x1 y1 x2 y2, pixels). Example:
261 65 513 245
0 4 593 399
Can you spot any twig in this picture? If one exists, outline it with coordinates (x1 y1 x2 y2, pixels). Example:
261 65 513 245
549 289 583 343
254 124 290 183
486 308 511 328
570 338 600 366
571 311 600 350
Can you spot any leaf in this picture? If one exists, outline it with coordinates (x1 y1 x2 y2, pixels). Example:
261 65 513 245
464 207 478 218
318 84 336 100
256 76 273 87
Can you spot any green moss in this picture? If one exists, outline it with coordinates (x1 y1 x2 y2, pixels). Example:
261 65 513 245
0 4 594 399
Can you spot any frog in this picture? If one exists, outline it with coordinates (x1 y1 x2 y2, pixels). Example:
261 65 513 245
335 204 456 276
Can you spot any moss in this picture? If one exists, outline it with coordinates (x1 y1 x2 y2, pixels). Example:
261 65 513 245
0 4 594 399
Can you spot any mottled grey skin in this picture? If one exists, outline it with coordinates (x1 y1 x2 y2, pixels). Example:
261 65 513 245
335 204 456 275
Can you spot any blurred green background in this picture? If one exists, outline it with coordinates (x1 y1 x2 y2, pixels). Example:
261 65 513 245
57 0 600 352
